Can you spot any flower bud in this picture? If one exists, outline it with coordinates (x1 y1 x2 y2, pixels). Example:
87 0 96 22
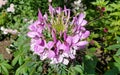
103 28 108 33
90 40 95 45
101 7 105 12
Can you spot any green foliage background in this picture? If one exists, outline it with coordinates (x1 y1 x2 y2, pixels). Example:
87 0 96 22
0 0 120 75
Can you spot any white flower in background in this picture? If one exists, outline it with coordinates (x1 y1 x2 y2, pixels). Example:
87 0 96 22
7 3 15 13
48 0 52 3
28 19 34 24
0 27 18 35
6 48 12 54
1 26 5 31
71 0 86 13
23 18 28 22
0 0 7 8
1 27 9 34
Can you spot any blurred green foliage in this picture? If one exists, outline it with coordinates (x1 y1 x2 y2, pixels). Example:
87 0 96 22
0 0 120 75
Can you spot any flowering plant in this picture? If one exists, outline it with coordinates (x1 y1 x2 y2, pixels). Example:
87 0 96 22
27 5 90 65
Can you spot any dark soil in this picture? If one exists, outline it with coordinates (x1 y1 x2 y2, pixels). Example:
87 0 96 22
0 39 12 60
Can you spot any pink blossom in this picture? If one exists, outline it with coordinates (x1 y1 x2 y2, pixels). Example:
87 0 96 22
27 5 90 65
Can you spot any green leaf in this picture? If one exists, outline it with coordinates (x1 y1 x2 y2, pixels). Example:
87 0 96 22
1 65 9 75
30 68 35 75
113 56 120 65
15 64 26 75
74 65 83 75
0 54 4 61
0 66 2 73
107 44 120 50
2 63 12 70
86 47 96 57
84 56 98 74
110 12 120 16
68 67 76 75
19 56 24 65
116 36 120 42
114 62 120 71
104 67 118 75
115 48 120 56
61 70 66 75
12 55 19 66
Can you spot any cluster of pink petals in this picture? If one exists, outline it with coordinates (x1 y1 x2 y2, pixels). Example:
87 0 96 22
27 5 90 65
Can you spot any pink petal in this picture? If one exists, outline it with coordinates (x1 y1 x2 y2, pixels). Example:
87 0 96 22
50 58 58 64
69 54 75 59
38 9 43 21
40 53 47 60
35 39 42 45
80 27 86 31
66 36 72 45
27 32 39 38
76 41 88 46
63 31 67 40
28 24 36 31
40 39 46 46
56 7 62 15
48 50 55 58
59 43 66 50
49 5 54 16
43 13 48 20
81 31 90 39
34 45 44 54
63 59 69 65
81 20 87 26
52 30 57 43
58 56 64 63
72 35 80 44
64 6 67 15
37 27 43 33
77 13 85 25
47 41 54 49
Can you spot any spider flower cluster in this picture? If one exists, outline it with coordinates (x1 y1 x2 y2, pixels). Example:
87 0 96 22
27 5 90 65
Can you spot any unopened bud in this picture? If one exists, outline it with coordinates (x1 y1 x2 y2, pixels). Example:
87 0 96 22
103 28 108 33
101 7 105 12
90 40 95 45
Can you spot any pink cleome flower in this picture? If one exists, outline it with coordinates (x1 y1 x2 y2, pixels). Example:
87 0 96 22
27 5 90 65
